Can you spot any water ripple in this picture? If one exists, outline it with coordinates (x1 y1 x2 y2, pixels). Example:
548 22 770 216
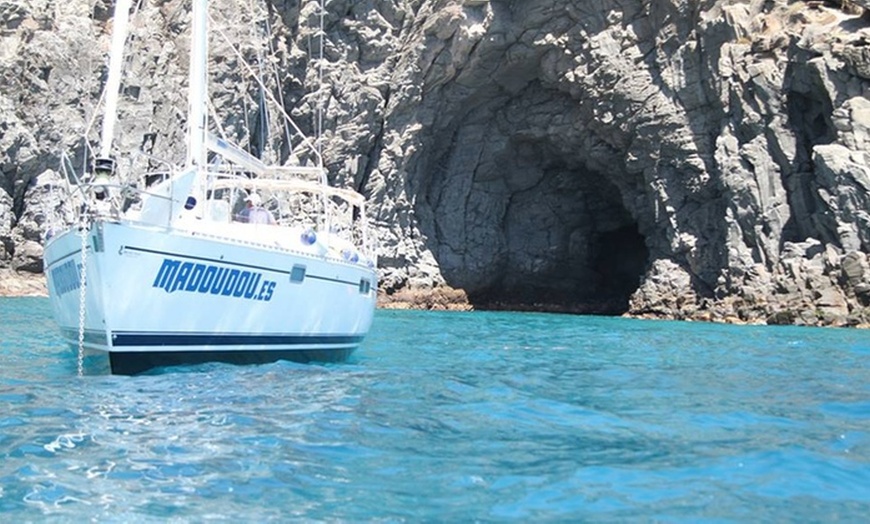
0 301 868 520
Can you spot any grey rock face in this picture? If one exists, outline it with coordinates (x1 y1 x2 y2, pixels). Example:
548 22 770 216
368 0 870 325
0 189 12 263
1 0 870 326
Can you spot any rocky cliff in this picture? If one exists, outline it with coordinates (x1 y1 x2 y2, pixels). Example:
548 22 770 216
2 0 870 326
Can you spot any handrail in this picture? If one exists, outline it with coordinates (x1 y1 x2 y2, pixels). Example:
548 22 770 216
206 175 366 207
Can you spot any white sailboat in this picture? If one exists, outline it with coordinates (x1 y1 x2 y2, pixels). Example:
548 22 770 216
43 0 377 374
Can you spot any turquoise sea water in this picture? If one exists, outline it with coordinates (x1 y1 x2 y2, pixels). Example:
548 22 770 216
1 298 868 521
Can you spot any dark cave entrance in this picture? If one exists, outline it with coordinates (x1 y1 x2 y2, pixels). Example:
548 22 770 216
467 217 650 316
420 78 654 315
432 136 650 315
590 224 650 312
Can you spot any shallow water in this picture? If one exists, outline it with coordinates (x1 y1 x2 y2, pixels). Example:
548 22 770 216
1 297 868 520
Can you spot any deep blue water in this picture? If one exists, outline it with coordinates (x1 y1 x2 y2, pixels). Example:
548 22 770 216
1 298 868 521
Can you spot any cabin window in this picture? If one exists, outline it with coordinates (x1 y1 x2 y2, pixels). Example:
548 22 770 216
290 265 306 283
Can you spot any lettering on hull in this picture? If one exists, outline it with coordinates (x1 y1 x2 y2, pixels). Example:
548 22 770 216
152 258 277 301
50 259 82 297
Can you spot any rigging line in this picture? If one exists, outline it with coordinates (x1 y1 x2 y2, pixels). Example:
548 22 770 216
316 0 329 231
244 0 267 160
242 83 252 156
206 97 231 144
78 0 101 152
262 0 294 159
270 56 291 153
319 0 325 164
254 7 270 161
83 0 145 176
275 77 293 161
82 85 106 175
60 152 91 205
255 83 270 161
209 14 323 166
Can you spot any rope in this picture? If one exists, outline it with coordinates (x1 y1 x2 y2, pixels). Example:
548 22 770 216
77 221 88 377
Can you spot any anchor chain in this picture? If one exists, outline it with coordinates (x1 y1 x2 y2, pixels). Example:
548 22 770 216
77 220 89 377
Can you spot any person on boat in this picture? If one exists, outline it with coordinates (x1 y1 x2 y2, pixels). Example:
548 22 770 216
237 193 276 224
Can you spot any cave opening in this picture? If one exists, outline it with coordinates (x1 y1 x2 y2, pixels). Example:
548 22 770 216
432 136 650 315
466 201 650 315
590 224 650 313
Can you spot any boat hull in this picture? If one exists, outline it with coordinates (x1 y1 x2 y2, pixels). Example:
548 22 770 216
44 220 377 374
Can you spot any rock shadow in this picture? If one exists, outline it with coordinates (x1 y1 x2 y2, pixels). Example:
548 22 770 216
418 86 650 315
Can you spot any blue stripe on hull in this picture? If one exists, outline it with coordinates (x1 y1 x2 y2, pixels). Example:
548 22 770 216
110 332 365 347
109 347 356 375
58 330 363 374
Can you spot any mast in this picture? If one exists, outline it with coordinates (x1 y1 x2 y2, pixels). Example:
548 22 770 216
98 0 133 161
187 0 209 168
